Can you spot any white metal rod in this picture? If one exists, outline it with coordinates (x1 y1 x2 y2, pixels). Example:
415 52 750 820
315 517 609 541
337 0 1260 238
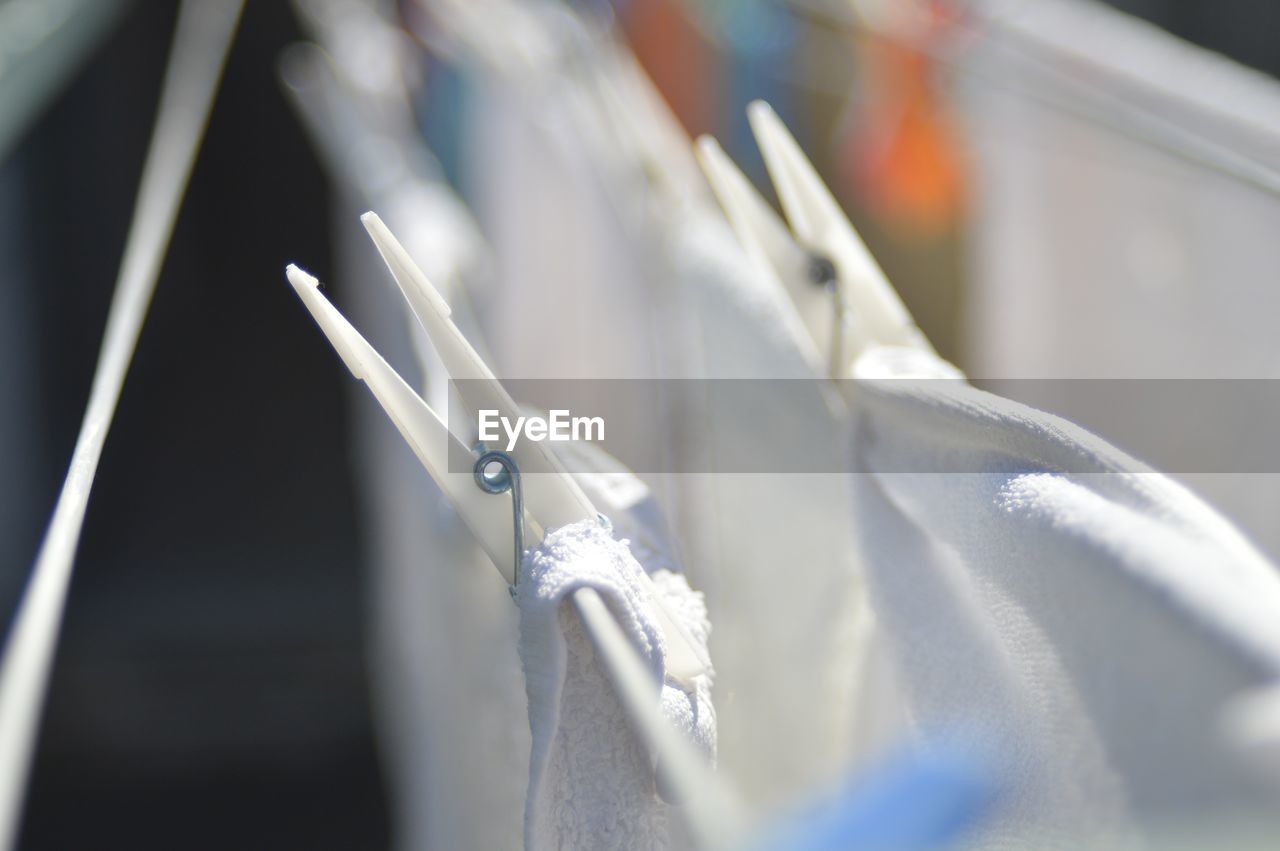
571 587 745 850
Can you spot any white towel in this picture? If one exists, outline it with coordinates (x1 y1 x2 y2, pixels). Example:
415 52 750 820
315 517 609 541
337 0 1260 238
515 518 715 851
849 346 1280 846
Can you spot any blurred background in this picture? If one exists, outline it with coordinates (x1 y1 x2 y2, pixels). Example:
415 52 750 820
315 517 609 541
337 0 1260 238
2 0 1279 847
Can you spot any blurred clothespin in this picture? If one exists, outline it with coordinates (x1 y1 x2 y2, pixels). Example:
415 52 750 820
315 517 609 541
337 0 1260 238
696 101 934 378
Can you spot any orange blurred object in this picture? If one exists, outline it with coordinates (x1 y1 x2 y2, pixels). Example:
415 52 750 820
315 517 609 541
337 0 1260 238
618 0 718 137
841 2 966 234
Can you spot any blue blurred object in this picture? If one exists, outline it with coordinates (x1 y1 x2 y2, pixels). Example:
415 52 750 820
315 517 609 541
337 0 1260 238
749 744 996 851
720 3 796 107
705 0 801 184
417 55 470 193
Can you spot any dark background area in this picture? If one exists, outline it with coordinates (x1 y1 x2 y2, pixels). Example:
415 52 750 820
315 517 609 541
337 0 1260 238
1110 0 1280 78
2 2 386 848
0 0 1274 848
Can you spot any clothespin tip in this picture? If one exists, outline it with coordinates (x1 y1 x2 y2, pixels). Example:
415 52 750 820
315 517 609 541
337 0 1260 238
693 133 721 160
746 99 775 126
746 99 818 239
693 134 746 209
360 210 454 319
285 263 316 289
285 263 366 380
692 136 736 191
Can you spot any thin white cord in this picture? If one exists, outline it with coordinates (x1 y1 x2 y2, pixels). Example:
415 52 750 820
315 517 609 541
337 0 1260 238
0 2 244 847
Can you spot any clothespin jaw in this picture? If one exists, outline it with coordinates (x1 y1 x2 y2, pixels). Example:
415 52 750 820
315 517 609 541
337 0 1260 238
288 219 710 686
286 264 525 585
744 100 934 372
695 134 832 369
597 45 709 210
359 212 598 532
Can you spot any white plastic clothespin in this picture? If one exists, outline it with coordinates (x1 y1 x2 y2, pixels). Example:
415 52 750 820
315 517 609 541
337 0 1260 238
698 101 934 378
594 44 709 210
695 133 827 369
286 214 709 689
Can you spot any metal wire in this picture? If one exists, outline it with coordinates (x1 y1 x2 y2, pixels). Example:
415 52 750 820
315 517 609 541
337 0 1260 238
473 448 524 590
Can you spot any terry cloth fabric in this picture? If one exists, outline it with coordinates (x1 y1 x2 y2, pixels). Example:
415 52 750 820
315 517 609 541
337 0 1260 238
848 346 1280 847
515 518 715 851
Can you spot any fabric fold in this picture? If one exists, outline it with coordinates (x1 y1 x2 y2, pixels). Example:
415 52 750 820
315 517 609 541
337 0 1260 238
848 345 1280 847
